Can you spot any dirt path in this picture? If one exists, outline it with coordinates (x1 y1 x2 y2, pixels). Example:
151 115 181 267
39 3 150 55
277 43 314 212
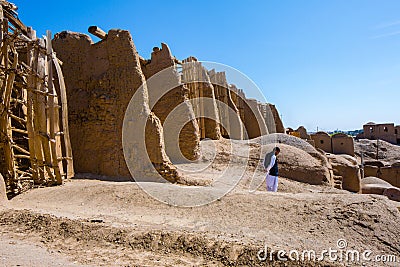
0 234 85 267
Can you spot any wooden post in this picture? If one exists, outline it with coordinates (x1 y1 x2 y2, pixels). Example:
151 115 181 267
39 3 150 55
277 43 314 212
30 41 46 182
46 30 62 185
361 152 365 179
0 1 74 192
26 27 39 182
0 4 3 44
88 26 107 40
0 18 16 190
52 54 74 179
36 38 55 182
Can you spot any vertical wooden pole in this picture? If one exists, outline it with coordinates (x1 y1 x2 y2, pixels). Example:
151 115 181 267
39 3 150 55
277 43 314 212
361 152 365 179
2 24 20 192
46 30 62 185
30 43 45 182
376 139 379 160
7 45 19 182
0 4 3 45
0 19 15 190
36 38 55 182
26 27 39 182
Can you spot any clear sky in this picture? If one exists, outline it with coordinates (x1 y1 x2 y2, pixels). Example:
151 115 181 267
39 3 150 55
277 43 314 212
15 0 400 132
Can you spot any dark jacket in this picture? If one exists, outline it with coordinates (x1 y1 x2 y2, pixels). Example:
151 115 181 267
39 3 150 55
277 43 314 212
269 158 278 176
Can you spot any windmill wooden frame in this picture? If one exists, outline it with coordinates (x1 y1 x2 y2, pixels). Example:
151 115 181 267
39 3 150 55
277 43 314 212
0 1 73 196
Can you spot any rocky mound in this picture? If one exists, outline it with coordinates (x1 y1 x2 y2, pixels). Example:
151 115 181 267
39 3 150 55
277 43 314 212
383 187 400 202
361 177 393 195
255 133 317 154
361 177 400 202
355 139 400 165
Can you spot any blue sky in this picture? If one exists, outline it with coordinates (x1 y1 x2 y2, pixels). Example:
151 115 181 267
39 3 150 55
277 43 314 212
15 0 400 131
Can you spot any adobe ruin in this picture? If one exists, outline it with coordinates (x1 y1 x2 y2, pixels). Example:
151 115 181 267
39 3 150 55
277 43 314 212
364 162 400 188
52 30 179 181
357 122 400 145
331 133 355 156
0 2 286 189
310 131 355 156
286 126 315 146
52 27 285 180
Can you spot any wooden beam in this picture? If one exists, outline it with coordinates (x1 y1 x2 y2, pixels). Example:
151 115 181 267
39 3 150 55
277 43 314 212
88 26 107 40
12 144 30 155
0 18 17 188
35 38 55 182
25 27 39 183
3 9 28 35
9 113 26 124
12 127 28 134
46 30 62 185
52 53 74 179
14 154 30 159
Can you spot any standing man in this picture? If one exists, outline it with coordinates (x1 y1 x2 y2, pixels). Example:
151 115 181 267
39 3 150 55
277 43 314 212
263 147 280 192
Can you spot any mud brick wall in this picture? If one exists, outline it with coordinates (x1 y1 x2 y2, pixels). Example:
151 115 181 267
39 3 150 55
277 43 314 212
268 104 285 133
208 70 243 139
182 59 221 140
141 43 200 162
53 30 178 180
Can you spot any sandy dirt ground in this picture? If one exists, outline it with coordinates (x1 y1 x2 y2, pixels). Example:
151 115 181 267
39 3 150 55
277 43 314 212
1 139 400 266
0 234 86 267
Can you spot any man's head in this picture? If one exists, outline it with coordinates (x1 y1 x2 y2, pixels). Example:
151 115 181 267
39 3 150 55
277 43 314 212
274 147 280 156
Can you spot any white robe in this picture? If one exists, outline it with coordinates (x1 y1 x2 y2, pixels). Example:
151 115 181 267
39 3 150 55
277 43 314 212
265 154 278 192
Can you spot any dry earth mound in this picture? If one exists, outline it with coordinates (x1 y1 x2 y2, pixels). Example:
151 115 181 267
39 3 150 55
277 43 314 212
355 139 400 165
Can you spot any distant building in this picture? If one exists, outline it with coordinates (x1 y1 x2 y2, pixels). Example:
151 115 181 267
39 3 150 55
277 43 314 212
310 132 332 153
310 131 355 156
332 133 355 156
286 126 315 146
357 122 400 145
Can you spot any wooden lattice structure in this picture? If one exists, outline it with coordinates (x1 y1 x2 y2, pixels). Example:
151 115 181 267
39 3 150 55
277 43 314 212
0 1 73 195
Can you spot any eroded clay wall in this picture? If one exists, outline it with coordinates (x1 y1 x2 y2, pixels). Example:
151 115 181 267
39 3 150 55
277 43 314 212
379 166 400 188
181 59 221 140
229 85 247 137
209 70 243 139
363 123 397 144
243 99 268 139
140 43 200 161
53 30 178 181
268 104 285 133
332 134 355 156
311 132 332 153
